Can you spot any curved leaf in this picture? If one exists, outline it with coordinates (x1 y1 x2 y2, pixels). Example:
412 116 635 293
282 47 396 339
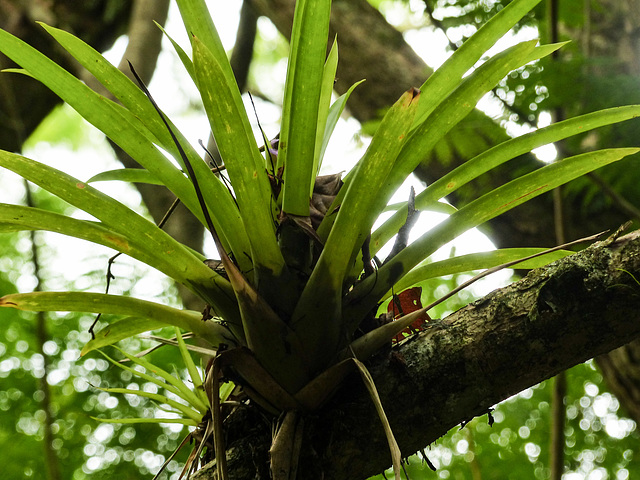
91 417 198 426
314 37 339 176
83 317 167 354
385 247 572 300
0 291 230 347
318 79 366 168
0 203 207 286
414 0 543 126
3 24 252 271
279 0 332 216
0 152 238 318
97 386 202 422
291 88 420 373
87 168 163 185
346 147 640 325
192 36 285 276
97 347 209 413
371 105 640 256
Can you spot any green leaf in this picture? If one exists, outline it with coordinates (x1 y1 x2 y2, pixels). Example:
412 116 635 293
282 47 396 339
97 386 202 422
318 79 366 168
83 317 167 353
371 41 561 224
346 147 640 326
291 88 420 374
37 23 252 271
174 0 234 85
316 88 421 289
91 417 198 427
279 0 332 216
86 168 163 185
97 348 209 414
386 248 573 299
0 152 238 318
413 0 543 126
325 40 560 252
0 29 194 213
110 346 209 413
313 36 339 177
0 291 230 348
192 36 286 278
174 328 209 407
155 22 196 81
371 105 640 257
0 204 239 339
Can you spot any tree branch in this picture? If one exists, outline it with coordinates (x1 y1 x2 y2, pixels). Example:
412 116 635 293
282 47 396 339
194 231 640 480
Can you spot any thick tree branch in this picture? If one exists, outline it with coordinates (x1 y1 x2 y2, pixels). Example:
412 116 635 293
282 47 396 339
194 231 640 480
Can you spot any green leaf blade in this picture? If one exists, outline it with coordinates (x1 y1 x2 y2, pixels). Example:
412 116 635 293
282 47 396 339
291 88 420 373
371 105 640 257
347 147 640 325
279 0 332 216
36 23 253 271
414 0 543 126
0 291 231 348
192 36 285 277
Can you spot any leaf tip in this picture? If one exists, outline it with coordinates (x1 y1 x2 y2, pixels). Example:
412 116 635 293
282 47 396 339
0 297 17 308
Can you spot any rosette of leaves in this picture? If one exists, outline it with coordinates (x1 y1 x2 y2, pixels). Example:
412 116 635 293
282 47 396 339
1 0 639 478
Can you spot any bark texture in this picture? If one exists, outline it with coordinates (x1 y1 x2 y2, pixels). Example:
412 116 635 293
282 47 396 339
190 231 640 480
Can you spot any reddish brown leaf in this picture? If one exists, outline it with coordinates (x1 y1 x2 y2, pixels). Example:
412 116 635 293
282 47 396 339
387 287 430 342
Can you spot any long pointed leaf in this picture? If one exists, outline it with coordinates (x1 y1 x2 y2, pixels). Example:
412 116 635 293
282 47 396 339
0 291 229 347
371 105 640 256
36 23 252 270
91 417 198 427
346 147 640 325
318 40 558 245
313 37 339 177
0 31 199 219
192 36 285 277
364 41 561 231
413 0 543 126
386 248 572 300
318 80 366 168
291 88 420 374
175 328 209 407
98 386 202 422
0 152 238 318
83 317 169 354
109 346 209 413
0 203 233 303
97 349 208 413
279 0 332 216
87 168 163 185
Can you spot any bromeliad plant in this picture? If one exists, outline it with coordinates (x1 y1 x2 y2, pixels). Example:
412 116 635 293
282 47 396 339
1 0 640 477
